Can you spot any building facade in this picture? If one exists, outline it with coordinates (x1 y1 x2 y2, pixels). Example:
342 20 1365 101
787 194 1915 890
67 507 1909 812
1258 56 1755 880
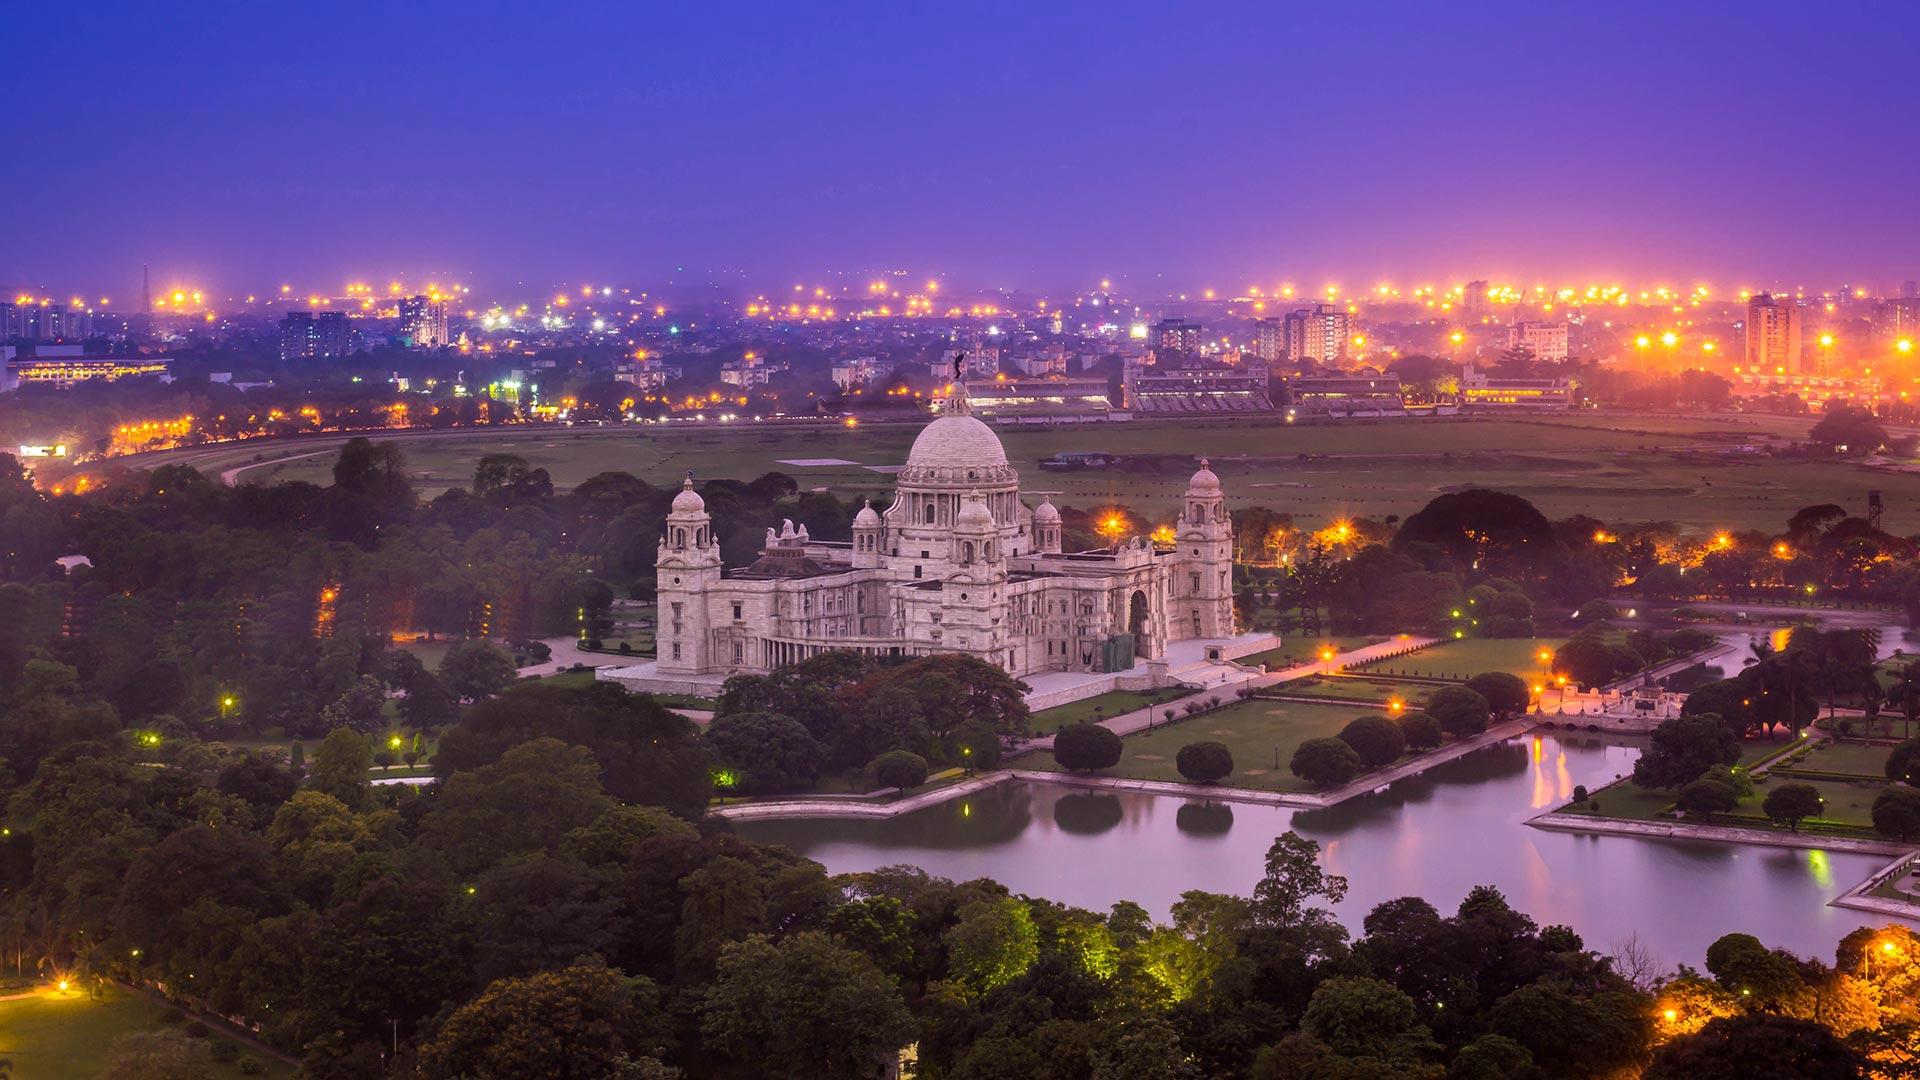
1505 321 1569 363
1284 304 1350 363
1746 293 1803 375
399 295 449 348
648 387 1234 680
279 311 352 360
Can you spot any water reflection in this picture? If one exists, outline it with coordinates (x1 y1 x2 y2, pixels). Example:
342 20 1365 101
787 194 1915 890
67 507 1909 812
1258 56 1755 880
1175 802 1234 836
735 734 1915 965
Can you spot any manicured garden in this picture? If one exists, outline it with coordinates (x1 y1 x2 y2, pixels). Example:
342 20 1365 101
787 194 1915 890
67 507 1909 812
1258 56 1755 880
1238 635 1375 672
1026 698 1402 794
1027 687 1197 734
1266 675 1437 708
1358 637 1564 681
0 985 293 1079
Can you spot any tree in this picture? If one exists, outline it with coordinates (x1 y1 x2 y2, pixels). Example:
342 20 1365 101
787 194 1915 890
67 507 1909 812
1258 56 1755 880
1874 787 1920 841
1392 489 1555 577
1809 408 1888 455
1175 741 1234 784
1645 1014 1865 1080
1252 830 1349 930
418 962 671 1080
1427 685 1492 738
1092 1016 1199 1080
1677 778 1740 824
1401 712 1444 749
1633 714 1740 790
707 711 824 794
1887 738 1920 786
440 639 519 701
871 749 928 789
422 738 614 875
1054 723 1123 772
1301 975 1422 1058
1337 716 1406 768
309 727 373 809
319 675 388 734
1291 737 1362 787
701 931 915 1080
1763 783 1824 832
1465 672 1529 718
944 897 1040 995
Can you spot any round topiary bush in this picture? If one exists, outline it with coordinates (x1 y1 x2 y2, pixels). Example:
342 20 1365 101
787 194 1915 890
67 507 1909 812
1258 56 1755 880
1053 723 1123 772
1337 715 1407 769
1400 711 1444 750
1427 685 1492 737
1176 741 1234 784
1291 737 1362 788
871 749 930 789
1464 672 1529 717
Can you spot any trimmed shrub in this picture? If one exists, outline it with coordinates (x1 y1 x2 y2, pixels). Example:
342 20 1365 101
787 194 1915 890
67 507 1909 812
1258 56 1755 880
1401 712 1444 749
1291 737 1362 788
1337 716 1406 769
1176 741 1234 784
1053 724 1123 772
1427 685 1492 738
1464 672 1529 718
872 750 930 789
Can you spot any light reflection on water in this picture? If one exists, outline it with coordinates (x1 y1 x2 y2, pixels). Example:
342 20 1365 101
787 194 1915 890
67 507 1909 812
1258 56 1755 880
735 734 1918 967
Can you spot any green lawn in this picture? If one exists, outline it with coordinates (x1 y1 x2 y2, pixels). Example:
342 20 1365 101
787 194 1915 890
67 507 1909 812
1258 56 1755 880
1360 638 1564 681
1239 636 1376 671
116 411 1920 534
1580 773 1889 832
1028 688 1197 734
392 636 455 669
0 985 294 1079
1770 740 1892 779
1026 698 1394 793
1265 676 1436 708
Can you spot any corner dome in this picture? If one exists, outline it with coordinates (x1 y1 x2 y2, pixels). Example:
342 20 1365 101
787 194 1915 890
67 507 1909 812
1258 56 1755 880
955 493 996 531
854 500 881 527
1186 458 1222 495
671 473 705 513
1032 497 1060 523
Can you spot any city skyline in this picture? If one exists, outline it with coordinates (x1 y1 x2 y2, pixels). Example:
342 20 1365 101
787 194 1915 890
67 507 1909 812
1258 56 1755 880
10 2 1920 295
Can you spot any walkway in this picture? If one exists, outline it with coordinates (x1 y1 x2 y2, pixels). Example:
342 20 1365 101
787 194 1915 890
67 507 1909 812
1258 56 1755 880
1527 811 1909 857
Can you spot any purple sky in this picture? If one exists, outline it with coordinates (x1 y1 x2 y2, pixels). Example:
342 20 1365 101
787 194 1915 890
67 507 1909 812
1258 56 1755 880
9 1 1919 300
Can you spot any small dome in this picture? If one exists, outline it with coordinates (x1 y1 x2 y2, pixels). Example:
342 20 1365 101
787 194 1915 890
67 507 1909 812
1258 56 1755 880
854 499 881 527
1186 458 1222 495
955 493 995 531
1032 497 1060 523
671 474 705 513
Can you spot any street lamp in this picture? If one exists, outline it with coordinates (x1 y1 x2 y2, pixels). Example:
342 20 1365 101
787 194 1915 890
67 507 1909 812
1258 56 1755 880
961 745 974 776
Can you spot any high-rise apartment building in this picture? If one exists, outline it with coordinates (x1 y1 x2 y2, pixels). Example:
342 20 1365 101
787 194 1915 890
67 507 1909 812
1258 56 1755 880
1505 321 1569 363
1151 318 1202 356
279 311 352 361
399 295 448 348
1 303 91 341
1283 304 1350 363
1745 294 1803 375
1876 298 1920 342
1253 317 1284 362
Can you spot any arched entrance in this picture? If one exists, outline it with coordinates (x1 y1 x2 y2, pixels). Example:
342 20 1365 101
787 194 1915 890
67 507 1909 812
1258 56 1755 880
1129 590 1150 658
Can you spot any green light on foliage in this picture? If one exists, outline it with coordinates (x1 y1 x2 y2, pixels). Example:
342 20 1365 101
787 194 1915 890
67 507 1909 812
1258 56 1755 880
711 767 740 790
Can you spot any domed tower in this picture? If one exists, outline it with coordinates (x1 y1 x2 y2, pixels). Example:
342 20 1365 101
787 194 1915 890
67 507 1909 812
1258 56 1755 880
851 498 882 569
884 383 1023 578
1032 495 1062 554
941 491 1007 663
656 472 721 673
1170 459 1235 640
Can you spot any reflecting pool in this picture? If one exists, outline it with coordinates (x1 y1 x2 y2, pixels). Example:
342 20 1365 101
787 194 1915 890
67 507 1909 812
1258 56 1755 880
736 733 1913 968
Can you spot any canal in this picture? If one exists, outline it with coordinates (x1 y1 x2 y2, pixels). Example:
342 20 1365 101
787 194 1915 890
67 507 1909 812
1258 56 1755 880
735 732 1912 968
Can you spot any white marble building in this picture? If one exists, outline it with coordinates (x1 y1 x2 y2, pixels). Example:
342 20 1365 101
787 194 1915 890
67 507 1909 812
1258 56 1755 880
603 386 1240 694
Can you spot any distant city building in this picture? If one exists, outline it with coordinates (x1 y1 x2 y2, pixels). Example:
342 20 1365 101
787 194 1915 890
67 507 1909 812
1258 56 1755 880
831 355 882 389
1505 321 1570 363
4 354 171 392
1283 304 1350 363
1 302 91 342
1458 363 1573 410
279 311 352 361
1464 280 1491 320
963 376 1114 422
1253 317 1284 363
1874 298 1920 342
399 295 449 348
1745 293 1804 375
1286 372 1404 416
720 352 785 388
614 357 681 391
1129 365 1274 414
1150 318 1203 356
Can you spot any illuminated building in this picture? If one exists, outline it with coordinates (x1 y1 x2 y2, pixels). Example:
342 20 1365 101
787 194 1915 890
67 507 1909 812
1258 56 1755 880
962 376 1115 423
1129 365 1274 414
616 357 681 391
720 352 784 388
1457 363 1573 409
831 356 882 389
1745 293 1803 375
1253 317 1284 362
605 385 1242 692
1286 372 1405 416
1 302 91 342
1505 320 1569 363
1283 304 1350 363
1150 318 1203 357
3 353 172 391
399 295 448 348
279 311 352 361
1874 298 1920 343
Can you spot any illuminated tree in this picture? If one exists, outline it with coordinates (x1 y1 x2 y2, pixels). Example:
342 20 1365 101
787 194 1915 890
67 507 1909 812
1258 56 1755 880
945 897 1039 995
1645 1015 1864 1080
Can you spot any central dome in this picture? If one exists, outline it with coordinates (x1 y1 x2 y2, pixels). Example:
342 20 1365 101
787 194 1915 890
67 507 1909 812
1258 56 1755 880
906 413 1008 470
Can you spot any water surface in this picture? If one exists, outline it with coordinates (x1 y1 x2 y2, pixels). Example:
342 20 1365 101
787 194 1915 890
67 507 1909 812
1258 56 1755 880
736 733 1911 968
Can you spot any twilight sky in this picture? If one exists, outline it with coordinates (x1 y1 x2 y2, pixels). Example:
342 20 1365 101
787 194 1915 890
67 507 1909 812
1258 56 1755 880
10 1 1920 299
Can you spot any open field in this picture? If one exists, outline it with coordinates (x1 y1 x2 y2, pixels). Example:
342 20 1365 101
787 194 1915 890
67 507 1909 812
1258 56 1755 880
1359 637 1565 681
104 411 1920 533
1025 698 1397 793
1028 688 1197 734
0 985 294 1079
